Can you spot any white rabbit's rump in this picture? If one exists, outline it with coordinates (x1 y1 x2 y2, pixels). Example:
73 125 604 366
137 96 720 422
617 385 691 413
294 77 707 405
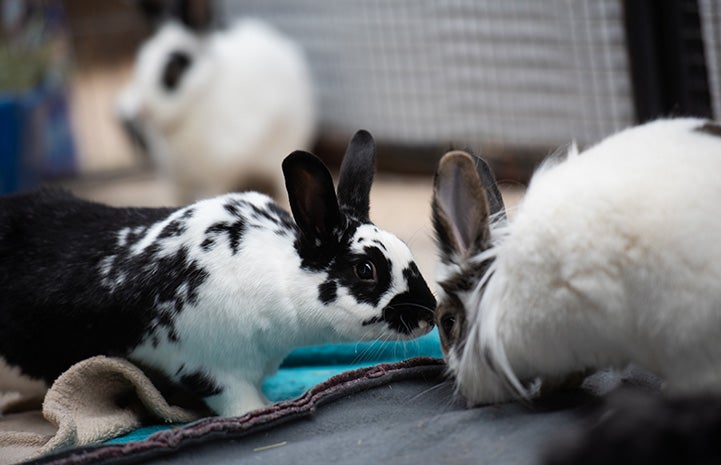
496 118 721 386
433 118 721 407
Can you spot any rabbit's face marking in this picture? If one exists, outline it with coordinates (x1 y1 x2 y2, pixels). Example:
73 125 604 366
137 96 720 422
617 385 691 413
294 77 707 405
434 256 485 374
316 224 436 338
318 280 338 304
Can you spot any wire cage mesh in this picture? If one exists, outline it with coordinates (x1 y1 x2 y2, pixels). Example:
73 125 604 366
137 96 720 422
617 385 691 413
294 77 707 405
220 0 636 158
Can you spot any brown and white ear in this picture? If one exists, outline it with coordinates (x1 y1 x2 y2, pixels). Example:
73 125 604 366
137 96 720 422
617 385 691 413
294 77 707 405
432 151 492 262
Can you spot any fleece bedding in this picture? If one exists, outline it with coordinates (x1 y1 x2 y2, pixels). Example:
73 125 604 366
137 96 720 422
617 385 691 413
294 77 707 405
107 330 444 445
0 331 441 464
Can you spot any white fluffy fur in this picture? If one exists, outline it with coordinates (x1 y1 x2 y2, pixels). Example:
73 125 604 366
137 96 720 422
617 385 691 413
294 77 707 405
452 118 721 405
120 192 427 416
116 19 315 202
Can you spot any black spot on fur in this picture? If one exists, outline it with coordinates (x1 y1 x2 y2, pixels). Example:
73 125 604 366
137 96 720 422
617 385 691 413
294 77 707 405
202 219 246 255
318 280 338 304
200 237 215 252
158 218 187 239
224 201 242 218
250 203 293 229
180 371 223 398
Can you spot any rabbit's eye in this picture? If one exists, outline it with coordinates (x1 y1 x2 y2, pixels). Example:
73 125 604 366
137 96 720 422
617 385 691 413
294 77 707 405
354 260 377 282
440 314 456 338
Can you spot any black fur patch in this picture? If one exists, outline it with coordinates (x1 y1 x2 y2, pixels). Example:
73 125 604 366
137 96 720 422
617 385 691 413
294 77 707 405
201 220 246 254
381 264 436 334
0 189 210 383
372 239 387 251
251 203 294 229
383 270 436 334
318 280 338 304
158 208 194 239
295 219 356 272
179 371 223 397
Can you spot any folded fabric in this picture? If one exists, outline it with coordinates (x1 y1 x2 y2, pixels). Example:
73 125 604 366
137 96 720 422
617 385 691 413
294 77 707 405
0 356 205 465
0 330 443 464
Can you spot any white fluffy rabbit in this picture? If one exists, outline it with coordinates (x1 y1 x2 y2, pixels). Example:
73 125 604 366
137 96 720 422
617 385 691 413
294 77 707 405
116 4 315 203
431 118 721 406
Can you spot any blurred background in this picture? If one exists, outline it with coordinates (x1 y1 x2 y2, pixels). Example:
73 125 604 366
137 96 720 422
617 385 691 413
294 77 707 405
1 0 719 278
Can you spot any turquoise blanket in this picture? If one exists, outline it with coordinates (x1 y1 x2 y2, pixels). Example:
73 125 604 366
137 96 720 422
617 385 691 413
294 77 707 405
108 329 442 443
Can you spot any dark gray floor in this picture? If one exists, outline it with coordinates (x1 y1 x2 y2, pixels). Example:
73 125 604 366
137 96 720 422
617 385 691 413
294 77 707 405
136 378 587 465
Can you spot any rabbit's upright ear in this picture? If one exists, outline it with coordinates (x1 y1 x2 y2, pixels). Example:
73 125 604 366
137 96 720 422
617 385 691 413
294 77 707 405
136 0 213 31
283 151 343 244
432 151 493 261
337 130 375 222
171 0 213 31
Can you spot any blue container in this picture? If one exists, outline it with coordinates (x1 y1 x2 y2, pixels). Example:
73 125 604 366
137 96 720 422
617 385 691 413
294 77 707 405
0 80 77 195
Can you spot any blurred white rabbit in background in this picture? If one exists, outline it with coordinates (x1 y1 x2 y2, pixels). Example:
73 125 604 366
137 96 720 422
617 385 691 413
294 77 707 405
116 0 316 204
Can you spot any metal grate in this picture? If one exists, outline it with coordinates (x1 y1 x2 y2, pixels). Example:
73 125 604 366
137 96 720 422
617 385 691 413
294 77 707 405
220 0 634 152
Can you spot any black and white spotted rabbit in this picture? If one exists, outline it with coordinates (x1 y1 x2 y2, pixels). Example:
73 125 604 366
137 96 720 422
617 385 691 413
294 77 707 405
0 130 436 417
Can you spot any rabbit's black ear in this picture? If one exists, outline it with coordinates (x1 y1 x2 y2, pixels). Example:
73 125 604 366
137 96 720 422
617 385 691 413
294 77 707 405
135 0 169 27
337 130 375 222
432 151 492 261
134 0 212 31
283 151 343 244
171 0 214 31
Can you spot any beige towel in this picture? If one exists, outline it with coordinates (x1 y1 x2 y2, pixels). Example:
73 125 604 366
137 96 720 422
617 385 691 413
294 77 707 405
0 357 206 465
